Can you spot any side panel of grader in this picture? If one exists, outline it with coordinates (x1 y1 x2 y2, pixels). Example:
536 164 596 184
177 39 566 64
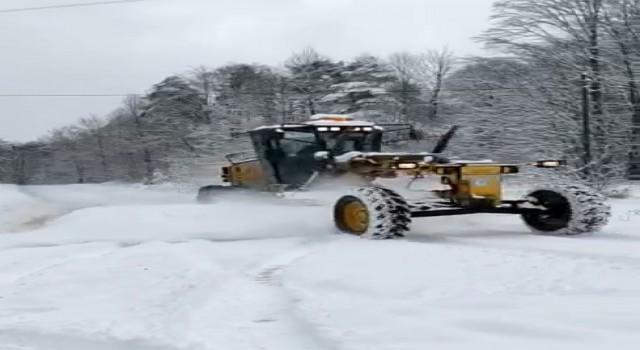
221 160 266 188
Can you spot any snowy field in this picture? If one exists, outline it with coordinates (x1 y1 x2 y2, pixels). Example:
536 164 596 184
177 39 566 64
0 182 639 350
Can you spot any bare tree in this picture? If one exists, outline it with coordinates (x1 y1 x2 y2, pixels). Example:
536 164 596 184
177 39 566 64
285 46 327 68
601 0 640 178
388 48 455 121
387 52 424 122
0 140 12 182
122 94 155 179
78 115 109 180
421 47 455 120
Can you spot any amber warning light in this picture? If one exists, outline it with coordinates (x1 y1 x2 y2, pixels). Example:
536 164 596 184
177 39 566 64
310 114 354 122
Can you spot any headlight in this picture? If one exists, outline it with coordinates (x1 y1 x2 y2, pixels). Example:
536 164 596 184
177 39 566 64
541 161 560 167
398 163 418 169
535 160 564 168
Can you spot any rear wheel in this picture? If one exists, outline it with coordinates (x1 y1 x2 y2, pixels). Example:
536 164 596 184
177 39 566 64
333 187 411 239
521 183 610 235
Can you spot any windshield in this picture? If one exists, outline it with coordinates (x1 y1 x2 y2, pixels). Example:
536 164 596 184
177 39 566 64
319 131 380 154
276 129 380 156
278 131 318 156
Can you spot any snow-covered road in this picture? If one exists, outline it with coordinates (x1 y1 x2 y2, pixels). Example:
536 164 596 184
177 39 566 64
0 183 639 350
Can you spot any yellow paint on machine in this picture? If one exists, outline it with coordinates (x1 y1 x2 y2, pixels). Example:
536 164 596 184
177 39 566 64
463 175 502 200
460 166 502 176
228 160 266 186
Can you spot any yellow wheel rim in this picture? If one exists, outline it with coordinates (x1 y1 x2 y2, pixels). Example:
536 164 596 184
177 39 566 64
342 201 369 234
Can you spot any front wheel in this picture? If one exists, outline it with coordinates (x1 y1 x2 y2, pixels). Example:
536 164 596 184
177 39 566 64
521 183 610 235
333 187 411 239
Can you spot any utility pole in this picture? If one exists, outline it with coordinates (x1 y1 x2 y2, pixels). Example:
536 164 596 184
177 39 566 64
581 72 592 179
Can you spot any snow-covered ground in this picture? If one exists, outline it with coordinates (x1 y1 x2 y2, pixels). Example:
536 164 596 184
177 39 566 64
0 182 639 350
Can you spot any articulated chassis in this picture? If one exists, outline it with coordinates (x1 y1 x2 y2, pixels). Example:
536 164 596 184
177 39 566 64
325 152 575 225
407 199 542 218
332 181 610 240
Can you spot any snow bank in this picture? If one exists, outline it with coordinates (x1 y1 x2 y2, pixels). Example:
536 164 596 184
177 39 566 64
0 198 332 250
0 183 199 235
18 183 195 207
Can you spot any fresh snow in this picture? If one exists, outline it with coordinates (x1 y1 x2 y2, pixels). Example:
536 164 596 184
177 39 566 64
0 182 639 350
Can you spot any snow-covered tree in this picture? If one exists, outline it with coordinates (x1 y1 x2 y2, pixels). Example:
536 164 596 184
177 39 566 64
319 54 398 122
285 47 343 119
475 0 631 189
136 75 208 180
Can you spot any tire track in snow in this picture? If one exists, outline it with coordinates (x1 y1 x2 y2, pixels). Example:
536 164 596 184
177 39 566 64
0 243 119 285
118 238 346 350
246 237 348 350
0 330 178 350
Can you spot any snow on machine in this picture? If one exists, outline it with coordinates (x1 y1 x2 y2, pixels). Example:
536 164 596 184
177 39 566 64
197 114 611 239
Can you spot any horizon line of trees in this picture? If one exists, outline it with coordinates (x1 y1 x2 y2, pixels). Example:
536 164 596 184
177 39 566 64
1 0 639 193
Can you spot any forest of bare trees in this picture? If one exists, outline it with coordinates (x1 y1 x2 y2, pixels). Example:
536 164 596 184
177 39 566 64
1 0 639 192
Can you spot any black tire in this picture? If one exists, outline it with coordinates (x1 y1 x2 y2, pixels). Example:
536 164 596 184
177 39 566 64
521 183 610 235
333 186 411 239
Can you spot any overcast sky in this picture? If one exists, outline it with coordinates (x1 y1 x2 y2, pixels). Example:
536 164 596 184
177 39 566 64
0 0 496 142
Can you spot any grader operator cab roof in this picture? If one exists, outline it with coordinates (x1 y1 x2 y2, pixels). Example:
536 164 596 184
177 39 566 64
251 114 383 133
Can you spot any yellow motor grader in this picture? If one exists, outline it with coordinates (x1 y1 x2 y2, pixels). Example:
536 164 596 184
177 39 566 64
197 114 610 239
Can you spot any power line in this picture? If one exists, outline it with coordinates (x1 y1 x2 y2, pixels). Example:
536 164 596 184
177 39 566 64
0 93 137 97
0 0 157 14
0 86 565 98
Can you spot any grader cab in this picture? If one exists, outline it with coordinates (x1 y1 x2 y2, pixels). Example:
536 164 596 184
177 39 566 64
199 114 392 193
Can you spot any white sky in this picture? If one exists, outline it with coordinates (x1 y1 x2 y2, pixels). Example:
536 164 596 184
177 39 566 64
0 0 496 142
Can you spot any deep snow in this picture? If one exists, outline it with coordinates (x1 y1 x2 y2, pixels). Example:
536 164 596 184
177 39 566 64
0 182 639 350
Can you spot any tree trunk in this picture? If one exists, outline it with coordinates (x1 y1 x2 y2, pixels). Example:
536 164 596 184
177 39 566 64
428 72 443 120
307 98 315 116
96 134 109 179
